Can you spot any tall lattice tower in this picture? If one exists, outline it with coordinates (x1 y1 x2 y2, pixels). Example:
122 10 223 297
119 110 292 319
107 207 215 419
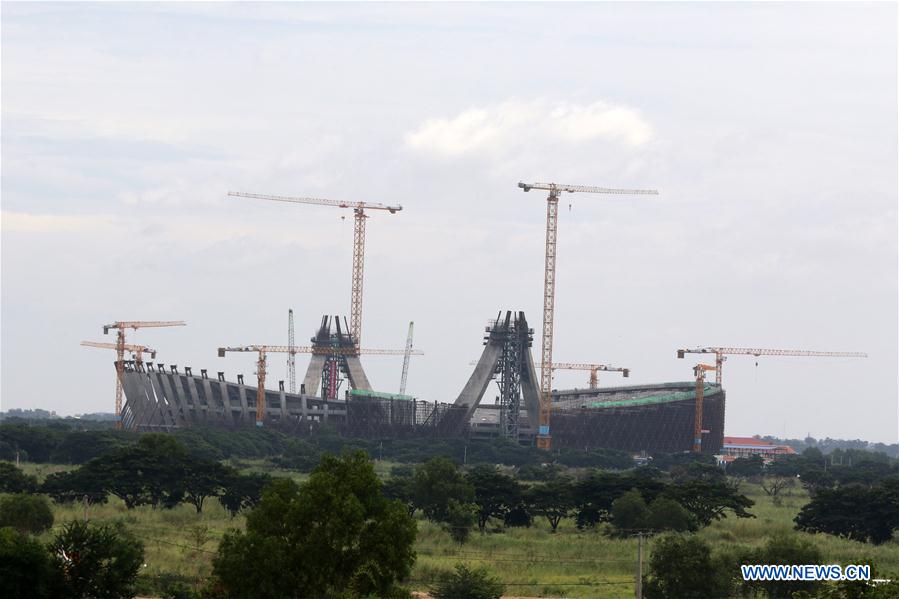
287 309 296 394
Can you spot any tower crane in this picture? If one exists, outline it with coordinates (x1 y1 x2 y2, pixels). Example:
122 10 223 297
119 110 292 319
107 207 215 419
519 181 658 449
676 346 868 386
81 341 157 366
691 363 718 453
287 309 296 394
551 362 630 389
102 320 185 428
218 344 424 426
399 321 414 395
228 191 402 351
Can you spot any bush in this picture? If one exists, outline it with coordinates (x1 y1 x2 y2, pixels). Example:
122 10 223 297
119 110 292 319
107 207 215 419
443 499 477 545
0 462 37 493
643 534 732 599
0 526 56 598
0 494 54 534
610 489 648 534
646 496 696 532
212 451 416 598
430 564 504 599
741 533 822 599
48 520 145 599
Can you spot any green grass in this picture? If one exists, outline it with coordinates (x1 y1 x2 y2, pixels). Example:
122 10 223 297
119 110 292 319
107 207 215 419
12 463 899 598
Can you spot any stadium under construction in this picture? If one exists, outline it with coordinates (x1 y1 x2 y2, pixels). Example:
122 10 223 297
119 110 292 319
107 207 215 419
119 311 727 454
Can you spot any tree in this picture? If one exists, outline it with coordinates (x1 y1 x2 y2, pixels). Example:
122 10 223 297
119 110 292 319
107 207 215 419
760 476 794 505
41 468 108 505
218 472 272 517
573 471 665 529
180 460 235 513
86 433 189 509
527 477 575 532
795 478 899 545
662 479 754 527
0 527 55 599
739 533 822 599
465 465 521 532
212 451 416 598
381 465 416 516
610 489 648 534
430 564 504 599
727 455 764 478
443 499 477 545
643 534 732 599
646 496 696 533
412 457 474 523
48 520 144 599
0 462 37 493
0 494 54 535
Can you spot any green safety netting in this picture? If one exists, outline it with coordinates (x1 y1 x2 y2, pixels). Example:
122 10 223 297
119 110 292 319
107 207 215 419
584 384 721 409
349 389 415 401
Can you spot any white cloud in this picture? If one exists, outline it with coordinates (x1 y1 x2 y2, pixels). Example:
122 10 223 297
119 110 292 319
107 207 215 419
0 211 116 233
404 99 653 158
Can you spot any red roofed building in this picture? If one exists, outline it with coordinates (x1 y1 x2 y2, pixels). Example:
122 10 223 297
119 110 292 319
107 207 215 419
720 436 797 463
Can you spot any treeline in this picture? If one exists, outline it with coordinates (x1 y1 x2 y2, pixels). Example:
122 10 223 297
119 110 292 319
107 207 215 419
381 457 754 542
0 422 637 469
761 435 899 459
0 435 272 517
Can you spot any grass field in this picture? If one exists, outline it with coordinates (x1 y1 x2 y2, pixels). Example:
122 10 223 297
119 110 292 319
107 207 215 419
15 461 899 598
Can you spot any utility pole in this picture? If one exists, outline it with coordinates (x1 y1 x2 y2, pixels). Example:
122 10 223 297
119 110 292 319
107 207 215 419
636 532 644 599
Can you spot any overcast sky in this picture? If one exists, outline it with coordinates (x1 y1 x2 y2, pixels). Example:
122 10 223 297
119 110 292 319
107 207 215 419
2 2 896 442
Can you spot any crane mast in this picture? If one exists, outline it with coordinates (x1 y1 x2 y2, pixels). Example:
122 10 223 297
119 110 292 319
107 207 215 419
287 309 296 394
519 181 658 449
676 346 868 385
228 191 401 350
399 321 414 395
692 363 717 453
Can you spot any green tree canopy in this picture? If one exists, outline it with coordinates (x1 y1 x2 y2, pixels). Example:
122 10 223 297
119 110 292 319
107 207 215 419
413 456 474 523
0 462 37 494
48 520 144 599
218 472 273 517
794 478 899 545
465 465 521 532
213 451 416 598
0 494 54 535
610 489 648 534
643 534 732 599
527 477 576 533
0 527 56 599
430 564 504 599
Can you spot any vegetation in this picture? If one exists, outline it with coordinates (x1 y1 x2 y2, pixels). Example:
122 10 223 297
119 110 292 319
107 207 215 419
2 423 899 598
0 521 144 599
212 451 416 598
0 493 54 534
430 564 504 599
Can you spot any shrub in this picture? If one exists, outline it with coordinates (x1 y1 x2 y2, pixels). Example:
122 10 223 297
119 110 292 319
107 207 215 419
48 520 145 599
0 462 37 493
0 526 55 598
430 564 504 599
643 534 732 599
0 493 54 534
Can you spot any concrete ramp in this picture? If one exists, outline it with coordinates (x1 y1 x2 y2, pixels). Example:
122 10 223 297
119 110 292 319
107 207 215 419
344 355 373 391
454 339 502 422
302 354 326 396
521 345 542 430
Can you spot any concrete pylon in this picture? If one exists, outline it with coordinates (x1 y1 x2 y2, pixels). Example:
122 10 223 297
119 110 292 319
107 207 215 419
454 311 539 433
